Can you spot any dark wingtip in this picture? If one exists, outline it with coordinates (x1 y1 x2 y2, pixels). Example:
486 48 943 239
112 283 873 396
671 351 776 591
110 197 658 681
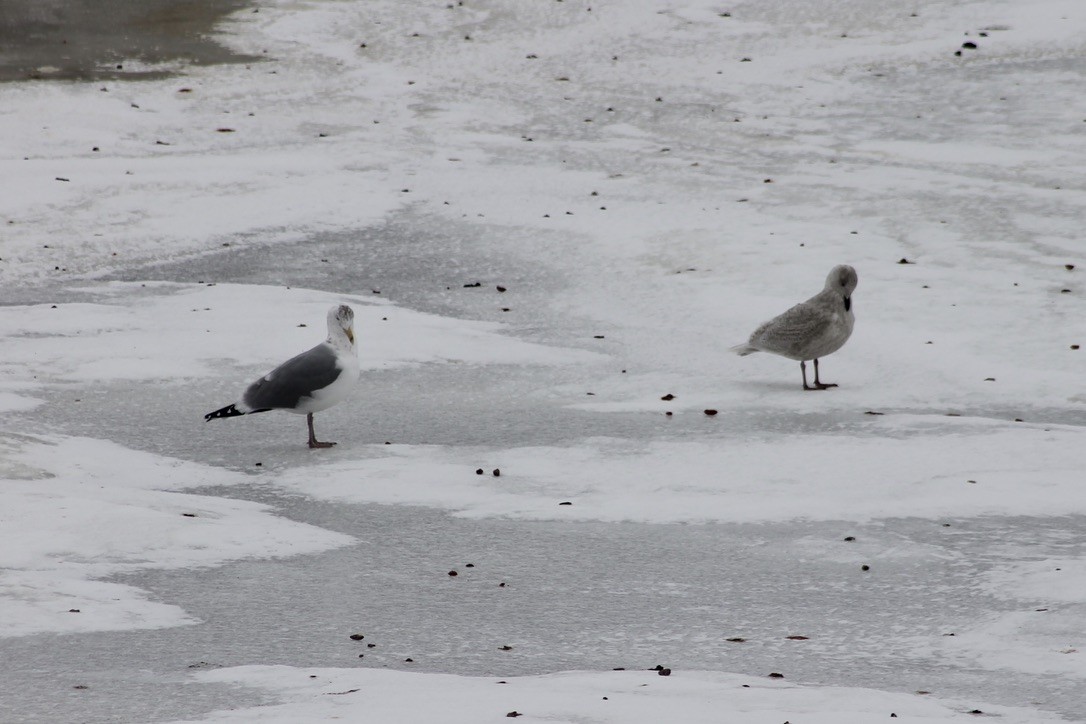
205 404 243 421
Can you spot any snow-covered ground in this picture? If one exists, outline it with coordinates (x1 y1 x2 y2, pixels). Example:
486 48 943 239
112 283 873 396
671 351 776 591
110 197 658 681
2 0 1085 721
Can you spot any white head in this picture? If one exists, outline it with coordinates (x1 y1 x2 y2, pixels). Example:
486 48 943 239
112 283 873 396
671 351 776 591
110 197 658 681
326 304 356 347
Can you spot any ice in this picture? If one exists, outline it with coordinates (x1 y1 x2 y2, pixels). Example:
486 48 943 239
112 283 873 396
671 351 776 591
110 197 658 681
2 0 1085 721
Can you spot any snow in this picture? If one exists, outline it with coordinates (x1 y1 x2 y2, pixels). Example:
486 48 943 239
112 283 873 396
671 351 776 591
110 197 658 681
268 419 1086 523
2 0 1086 721
169 666 1066 724
0 434 352 637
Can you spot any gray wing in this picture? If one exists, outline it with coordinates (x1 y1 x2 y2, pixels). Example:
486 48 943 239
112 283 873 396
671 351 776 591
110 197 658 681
242 343 341 411
749 301 835 359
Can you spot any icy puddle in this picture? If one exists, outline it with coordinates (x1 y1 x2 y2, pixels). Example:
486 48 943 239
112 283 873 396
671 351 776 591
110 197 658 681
3 493 1083 723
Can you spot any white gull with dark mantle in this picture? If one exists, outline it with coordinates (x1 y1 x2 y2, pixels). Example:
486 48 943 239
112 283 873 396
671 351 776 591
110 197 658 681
206 304 360 448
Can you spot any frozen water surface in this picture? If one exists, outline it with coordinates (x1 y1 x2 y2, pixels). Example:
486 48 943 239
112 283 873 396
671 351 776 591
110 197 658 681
2 0 1086 722
4 499 1086 723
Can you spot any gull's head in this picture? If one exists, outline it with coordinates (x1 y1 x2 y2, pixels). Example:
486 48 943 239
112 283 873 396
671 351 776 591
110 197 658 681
825 265 858 298
328 304 355 345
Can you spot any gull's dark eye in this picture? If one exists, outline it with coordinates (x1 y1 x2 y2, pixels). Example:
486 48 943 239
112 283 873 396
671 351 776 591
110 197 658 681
844 297 851 311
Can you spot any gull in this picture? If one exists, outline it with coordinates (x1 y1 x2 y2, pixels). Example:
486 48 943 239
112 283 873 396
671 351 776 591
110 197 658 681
206 304 360 448
732 265 858 390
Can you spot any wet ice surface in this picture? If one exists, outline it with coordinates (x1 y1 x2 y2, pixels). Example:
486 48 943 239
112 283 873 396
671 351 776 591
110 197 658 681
3 0 1086 721
3 311 1084 721
3 215 1085 722
0 0 259 82
5 493 1085 723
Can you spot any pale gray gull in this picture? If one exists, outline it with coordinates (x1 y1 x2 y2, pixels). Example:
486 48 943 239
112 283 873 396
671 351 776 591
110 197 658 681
206 304 360 448
732 265 858 390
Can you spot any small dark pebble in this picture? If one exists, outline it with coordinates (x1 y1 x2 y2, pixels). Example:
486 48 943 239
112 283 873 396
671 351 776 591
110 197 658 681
367 643 375 648
463 281 482 288
476 468 484 475
594 335 605 339
704 409 718 416
661 393 675 401
448 570 458 577
496 285 507 292
73 685 88 690
861 564 870 571
613 667 625 671
844 536 856 541
499 645 513 651
216 128 235 133
898 257 914 264
1072 345 1080 350
891 714 897 719
559 501 572 506
768 672 784 679
786 635 809 640
1060 288 1071 293
68 609 80 613
665 411 673 416
466 563 474 568
962 41 977 49
984 377 995 381
658 668 672 676
405 658 413 662
349 634 365 641
944 632 956 636
917 690 930 695
1065 264 1075 270
864 410 884 416
652 665 665 671
254 462 262 467
507 713 521 719
726 637 746 642
969 710 983 715
499 582 506 587
181 513 196 518
492 468 501 477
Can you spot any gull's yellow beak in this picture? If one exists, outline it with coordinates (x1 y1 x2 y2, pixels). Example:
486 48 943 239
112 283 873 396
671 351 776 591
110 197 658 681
346 327 354 344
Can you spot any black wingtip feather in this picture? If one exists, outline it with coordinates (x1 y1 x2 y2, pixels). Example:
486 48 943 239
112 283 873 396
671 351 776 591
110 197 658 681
205 404 244 421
